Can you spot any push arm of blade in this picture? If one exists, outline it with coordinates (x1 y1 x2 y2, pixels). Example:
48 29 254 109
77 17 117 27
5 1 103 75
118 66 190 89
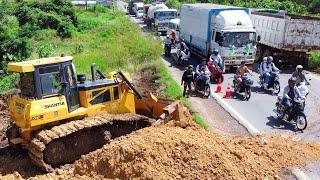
154 102 179 125
116 71 143 99
96 69 106 79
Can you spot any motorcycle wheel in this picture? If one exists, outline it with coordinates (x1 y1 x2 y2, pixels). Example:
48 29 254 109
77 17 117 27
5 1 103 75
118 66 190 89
276 106 284 120
273 81 281 95
203 85 211 98
244 87 251 101
296 113 307 131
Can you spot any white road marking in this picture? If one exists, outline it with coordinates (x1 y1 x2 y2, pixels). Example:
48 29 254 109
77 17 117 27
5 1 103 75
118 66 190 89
292 169 311 180
210 90 261 135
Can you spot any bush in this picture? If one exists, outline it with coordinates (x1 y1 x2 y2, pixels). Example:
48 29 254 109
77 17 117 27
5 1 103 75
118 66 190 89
309 51 320 72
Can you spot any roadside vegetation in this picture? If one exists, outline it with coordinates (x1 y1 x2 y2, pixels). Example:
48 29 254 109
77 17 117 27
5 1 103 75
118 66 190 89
309 51 320 73
0 0 208 128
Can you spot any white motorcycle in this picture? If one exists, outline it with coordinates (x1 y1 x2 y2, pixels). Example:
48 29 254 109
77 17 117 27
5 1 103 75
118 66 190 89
176 48 190 66
297 81 309 98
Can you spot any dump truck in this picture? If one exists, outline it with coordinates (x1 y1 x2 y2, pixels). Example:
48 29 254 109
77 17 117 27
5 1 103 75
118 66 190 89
179 4 257 70
133 2 144 18
250 9 320 66
146 3 168 28
6 56 181 172
154 8 178 35
127 0 142 15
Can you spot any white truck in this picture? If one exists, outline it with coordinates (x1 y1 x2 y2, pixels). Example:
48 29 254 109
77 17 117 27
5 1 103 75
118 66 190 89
250 9 320 66
154 9 178 35
146 3 168 28
179 4 257 70
133 2 144 18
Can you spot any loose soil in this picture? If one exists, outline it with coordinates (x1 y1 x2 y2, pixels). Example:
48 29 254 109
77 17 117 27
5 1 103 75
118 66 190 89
4 119 320 179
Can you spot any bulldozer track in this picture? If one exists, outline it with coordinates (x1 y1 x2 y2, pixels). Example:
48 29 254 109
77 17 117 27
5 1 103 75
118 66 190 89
28 113 151 172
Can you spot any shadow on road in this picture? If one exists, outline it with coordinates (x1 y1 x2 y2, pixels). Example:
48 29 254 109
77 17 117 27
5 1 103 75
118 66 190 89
266 115 297 132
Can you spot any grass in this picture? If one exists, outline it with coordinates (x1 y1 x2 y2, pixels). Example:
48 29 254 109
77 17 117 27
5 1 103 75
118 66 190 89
157 61 209 129
309 51 320 73
0 6 209 129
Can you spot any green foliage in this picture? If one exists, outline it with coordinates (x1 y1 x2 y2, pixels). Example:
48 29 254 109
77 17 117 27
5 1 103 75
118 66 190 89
166 0 182 9
309 51 320 73
0 74 18 92
193 114 209 129
37 41 55 58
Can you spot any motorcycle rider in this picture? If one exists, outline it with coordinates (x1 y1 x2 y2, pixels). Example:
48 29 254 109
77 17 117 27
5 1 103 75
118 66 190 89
292 65 310 85
209 49 225 73
282 77 303 110
177 40 188 60
262 56 279 90
235 61 251 91
259 56 267 76
164 35 171 56
195 59 210 82
181 65 194 97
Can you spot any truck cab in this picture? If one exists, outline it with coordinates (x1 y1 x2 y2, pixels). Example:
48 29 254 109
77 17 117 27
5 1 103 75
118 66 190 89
210 10 257 66
133 2 144 18
154 9 178 35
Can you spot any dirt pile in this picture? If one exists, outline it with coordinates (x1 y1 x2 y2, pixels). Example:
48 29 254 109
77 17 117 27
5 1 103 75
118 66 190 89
0 91 15 148
68 120 320 179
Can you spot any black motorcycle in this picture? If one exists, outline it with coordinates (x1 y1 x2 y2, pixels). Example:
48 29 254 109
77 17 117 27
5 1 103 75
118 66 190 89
233 73 253 101
192 72 211 98
259 71 281 95
275 97 307 131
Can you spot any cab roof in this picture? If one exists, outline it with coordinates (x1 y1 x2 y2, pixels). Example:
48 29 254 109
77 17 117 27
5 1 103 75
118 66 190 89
8 56 73 73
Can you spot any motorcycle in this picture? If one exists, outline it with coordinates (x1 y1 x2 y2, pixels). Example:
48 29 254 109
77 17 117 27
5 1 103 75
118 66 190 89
233 73 253 101
207 61 224 83
275 97 307 131
297 81 309 98
176 48 190 66
192 71 211 98
259 71 281 95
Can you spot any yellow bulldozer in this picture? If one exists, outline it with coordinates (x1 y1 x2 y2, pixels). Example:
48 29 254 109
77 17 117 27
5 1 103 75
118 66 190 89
5 56 181 171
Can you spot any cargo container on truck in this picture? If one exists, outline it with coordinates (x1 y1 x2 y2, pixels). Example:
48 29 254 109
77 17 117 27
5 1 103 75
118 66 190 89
179 4 257 70
250 9 320 66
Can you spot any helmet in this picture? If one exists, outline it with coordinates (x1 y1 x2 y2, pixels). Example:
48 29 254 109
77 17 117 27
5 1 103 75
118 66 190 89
288 77 297 85
262 56 268 62
213 49 219 54
267 56 273 63
241 61 246 65
166 35 170 38
188 65 193 69
296 65 303 71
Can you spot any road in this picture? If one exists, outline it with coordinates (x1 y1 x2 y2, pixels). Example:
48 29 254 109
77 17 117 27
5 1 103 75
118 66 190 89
124 4 320 178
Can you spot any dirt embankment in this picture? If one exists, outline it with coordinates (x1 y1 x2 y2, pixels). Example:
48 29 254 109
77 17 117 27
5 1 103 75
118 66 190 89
6 119 318 180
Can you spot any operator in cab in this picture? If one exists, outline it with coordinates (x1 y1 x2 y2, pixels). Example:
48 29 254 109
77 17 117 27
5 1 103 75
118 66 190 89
261 56 279 90
209 49 225 73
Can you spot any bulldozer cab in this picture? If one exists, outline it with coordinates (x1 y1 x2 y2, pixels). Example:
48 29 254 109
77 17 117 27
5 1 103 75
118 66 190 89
8 56 80 112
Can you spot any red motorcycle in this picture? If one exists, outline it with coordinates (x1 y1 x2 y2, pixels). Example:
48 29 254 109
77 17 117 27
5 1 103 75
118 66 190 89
207 61 224 83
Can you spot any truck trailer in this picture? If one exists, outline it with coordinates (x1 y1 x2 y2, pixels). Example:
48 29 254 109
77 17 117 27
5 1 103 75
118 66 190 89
179 4 257 69
250 9 320 66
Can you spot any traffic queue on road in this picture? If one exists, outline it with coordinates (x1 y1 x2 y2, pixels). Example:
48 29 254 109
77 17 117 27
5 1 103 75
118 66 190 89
128 2 318 132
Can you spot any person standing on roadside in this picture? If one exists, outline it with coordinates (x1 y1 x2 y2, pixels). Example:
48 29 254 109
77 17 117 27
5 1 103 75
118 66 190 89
181 65 194 97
